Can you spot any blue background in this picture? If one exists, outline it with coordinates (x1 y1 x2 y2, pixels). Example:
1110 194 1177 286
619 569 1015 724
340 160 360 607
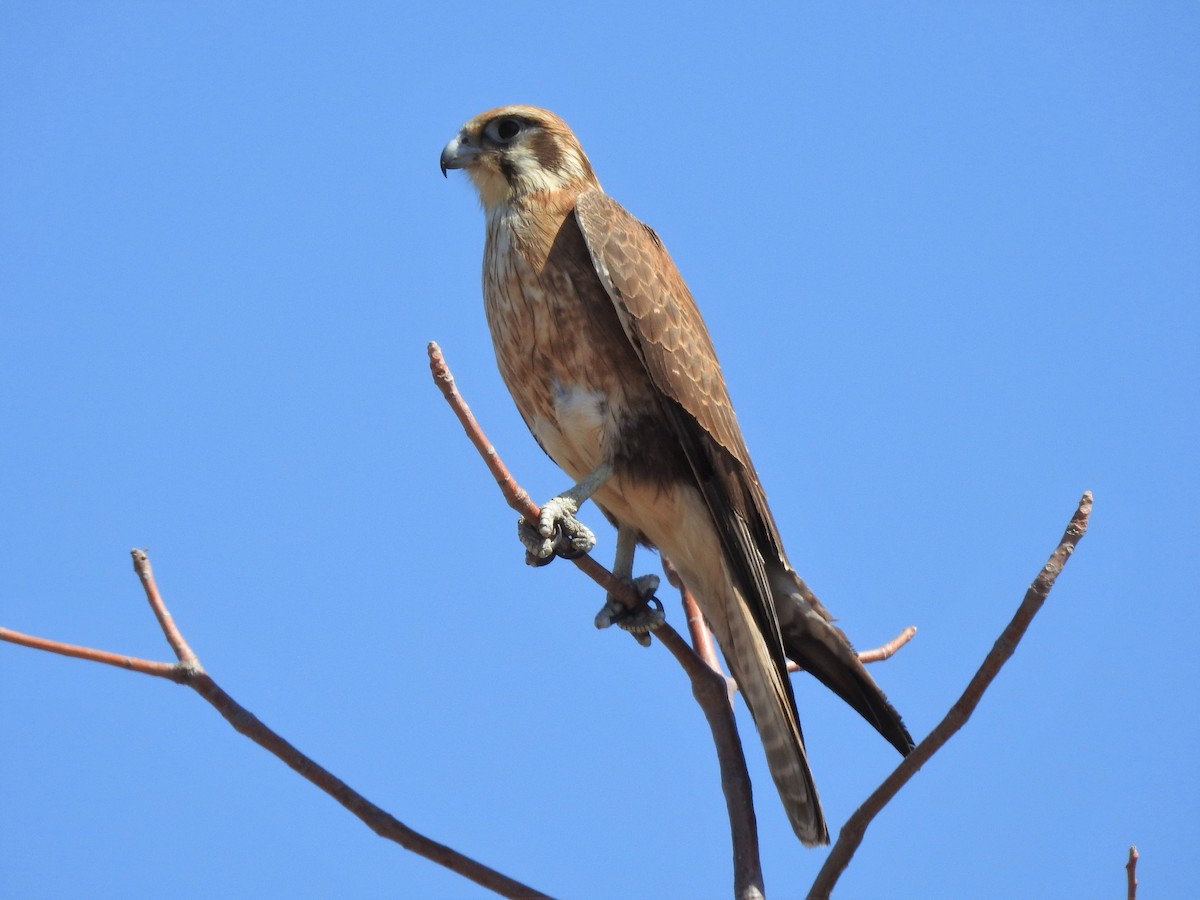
2 3 1196 897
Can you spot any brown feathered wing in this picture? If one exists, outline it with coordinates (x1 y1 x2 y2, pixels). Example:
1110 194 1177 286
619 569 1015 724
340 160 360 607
573 190 914 843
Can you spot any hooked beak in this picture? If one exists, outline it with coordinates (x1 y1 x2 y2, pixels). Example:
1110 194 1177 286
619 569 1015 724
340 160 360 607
439 133 479 178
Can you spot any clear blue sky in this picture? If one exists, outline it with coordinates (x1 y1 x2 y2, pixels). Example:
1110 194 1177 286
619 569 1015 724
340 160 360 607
2 3 1196 897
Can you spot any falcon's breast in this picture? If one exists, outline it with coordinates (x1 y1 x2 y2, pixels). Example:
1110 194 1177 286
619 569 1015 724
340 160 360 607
481 197 689 492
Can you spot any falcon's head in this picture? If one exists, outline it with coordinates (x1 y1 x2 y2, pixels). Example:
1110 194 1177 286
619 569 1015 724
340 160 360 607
440 105 598 209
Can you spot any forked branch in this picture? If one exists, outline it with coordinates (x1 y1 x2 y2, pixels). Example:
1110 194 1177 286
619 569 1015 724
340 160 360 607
0 551 550 900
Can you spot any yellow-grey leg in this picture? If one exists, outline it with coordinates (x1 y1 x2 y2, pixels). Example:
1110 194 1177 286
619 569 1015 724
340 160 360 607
594 523 665 647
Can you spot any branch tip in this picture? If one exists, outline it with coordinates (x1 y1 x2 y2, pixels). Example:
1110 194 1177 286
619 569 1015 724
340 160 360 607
8 543 548 898
807 490 1093 899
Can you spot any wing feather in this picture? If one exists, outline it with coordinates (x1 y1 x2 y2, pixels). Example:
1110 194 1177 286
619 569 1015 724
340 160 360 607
573 190 787 648
575 190 829 841
574 189 914 758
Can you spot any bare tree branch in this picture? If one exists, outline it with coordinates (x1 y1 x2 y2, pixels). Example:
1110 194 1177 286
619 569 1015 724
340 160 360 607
132 549 199 666
0 626 181 679
429 341 768 898
854 627 919 664
787 626 918 675
1126 845 1139 900
662 559 728 681
807 490 1094 900
1 550 551 900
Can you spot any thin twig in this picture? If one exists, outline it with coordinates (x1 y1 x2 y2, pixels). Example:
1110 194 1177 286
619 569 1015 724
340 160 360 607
185 670 547 898
1126 845 1139 900
807 491 1094 900
0 627 181 680
856 627 919 664
787 626 918 674
1 552 551 900
663 559 726 677
132 549 198 666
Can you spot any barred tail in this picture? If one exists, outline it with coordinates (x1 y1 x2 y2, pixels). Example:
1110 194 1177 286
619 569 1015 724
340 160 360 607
722 587 830 846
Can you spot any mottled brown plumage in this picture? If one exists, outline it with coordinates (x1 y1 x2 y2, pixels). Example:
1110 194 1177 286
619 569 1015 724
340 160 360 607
441 106 913 845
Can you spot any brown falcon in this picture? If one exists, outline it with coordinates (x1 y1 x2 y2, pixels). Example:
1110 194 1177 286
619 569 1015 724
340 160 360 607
440 105 913 845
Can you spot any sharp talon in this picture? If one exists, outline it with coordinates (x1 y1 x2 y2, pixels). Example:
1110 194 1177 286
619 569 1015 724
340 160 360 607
616 594 665 635
552 521 593 559
526 550 555 568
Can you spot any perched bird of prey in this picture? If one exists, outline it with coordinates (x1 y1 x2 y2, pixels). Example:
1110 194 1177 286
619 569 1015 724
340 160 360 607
441 105 913 845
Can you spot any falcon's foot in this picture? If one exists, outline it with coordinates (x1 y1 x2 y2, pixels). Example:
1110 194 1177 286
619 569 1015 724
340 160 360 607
594 574 665 647
519 496 597 567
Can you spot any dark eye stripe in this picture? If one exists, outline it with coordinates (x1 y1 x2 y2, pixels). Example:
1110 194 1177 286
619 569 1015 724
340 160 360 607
529 130 564 173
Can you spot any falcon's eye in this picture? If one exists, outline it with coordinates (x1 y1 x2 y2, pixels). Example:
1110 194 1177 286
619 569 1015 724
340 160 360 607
486 117 523 143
